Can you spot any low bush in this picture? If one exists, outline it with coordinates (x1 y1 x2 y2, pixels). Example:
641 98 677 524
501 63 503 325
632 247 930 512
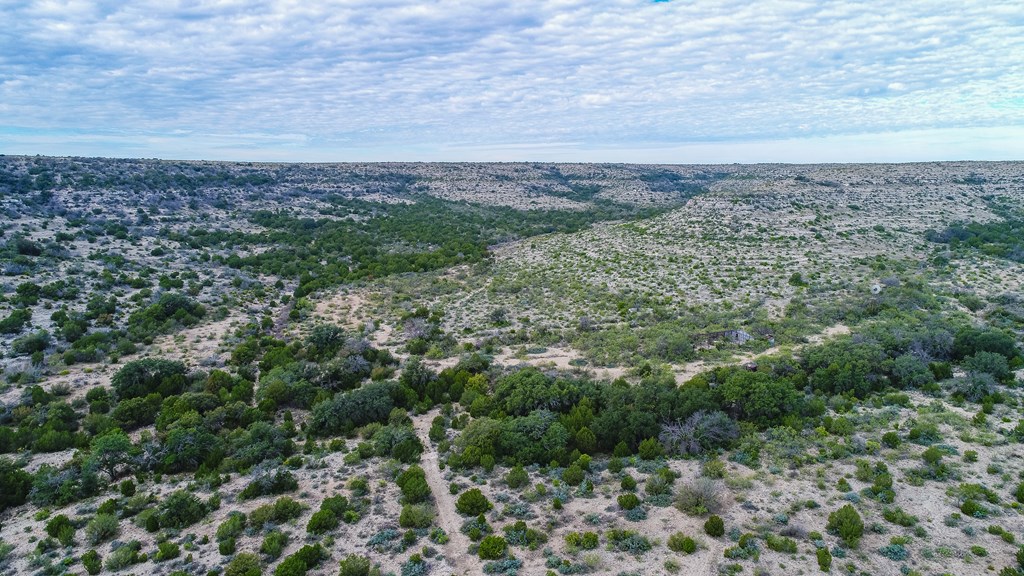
704 515 725 537
85 513 119 545
456 488 492 516
676 479 720 516
668 532 697 554
261 530 288 559
478 535 508 560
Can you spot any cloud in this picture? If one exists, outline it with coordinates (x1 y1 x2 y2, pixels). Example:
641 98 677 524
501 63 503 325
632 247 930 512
1 0 1022 161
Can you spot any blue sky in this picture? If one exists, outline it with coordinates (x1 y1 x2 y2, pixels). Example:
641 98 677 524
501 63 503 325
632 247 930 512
1 0 1023 162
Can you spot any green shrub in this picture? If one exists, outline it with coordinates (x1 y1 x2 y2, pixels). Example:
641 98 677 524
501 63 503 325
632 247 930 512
82 550 102 575
478 535 508 560
565 531 599 550
159 490 208 528
217 511 247 542
104 540 143 570
827 504 864 548
505 465 529 489
397 465 431 504
765 534 797 553
881 431 900 448
250 496 306 529
338 554 377 576
225 552 263 576
668 532 697 554
562 464 585 486
607 529 652 555
261 530 288 559
816 547 832 572
399 504 435 528
617 493 641 510
882 507 917 527
307 509 339 534
156 541 180 561
456 488 492 516
239 468 298 500
704 515 725 537
45 514 75 546
638 438 662 460
85 513 119 545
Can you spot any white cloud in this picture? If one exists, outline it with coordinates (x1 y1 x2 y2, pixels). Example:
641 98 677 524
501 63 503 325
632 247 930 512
0 0 1022 161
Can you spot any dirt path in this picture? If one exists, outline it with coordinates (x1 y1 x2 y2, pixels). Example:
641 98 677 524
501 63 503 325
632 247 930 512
673 322 849 384
413 411 477 576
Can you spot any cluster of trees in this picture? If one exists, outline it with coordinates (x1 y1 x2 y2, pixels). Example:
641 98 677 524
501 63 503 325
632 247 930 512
927 219 1024 263
166 193 665 298
449 311 1020 468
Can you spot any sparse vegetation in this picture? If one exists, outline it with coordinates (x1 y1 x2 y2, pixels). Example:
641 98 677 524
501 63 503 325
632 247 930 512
0 158 1021 576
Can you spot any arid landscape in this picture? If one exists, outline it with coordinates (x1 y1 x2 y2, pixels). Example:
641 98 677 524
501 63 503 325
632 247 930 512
1 156 1023 576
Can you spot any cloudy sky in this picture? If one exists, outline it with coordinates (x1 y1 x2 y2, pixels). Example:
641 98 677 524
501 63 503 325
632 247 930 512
1 0 1023 162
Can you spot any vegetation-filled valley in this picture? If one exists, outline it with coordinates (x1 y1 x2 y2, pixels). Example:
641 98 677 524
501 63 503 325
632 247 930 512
1 156 1023 576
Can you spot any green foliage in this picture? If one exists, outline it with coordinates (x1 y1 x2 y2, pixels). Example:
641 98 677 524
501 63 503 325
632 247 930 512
111 358 187 400
816 547 832 572
158 490 208 529
478 535 509 560
668 532 697 554
260 530 288 559
397 465 431 504
225 552 263 576
45 513 75 546
878 543 909 561
562 464 585 486
638 437 663 460
0 308 31 334
617 493 641 510
85 513 119 545
104 540 143 570
704 515 725 537
399 504 434 528
338 554 378 576
882 507 918 527
765 534 797 553
250 497 306 529
309 381 399 436
126 292 205 340
827 504 864 548
607 529 652 555
927 220 1024 264
82 549 102 575
156 541 180 561
239 468 299 500
307 508 339 534
564 531 600 551
506 465 529 489
456 488 492 516
217 511 247 543
881 431 901 449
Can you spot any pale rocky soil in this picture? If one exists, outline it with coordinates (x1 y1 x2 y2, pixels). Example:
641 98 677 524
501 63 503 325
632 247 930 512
433 163 1024 333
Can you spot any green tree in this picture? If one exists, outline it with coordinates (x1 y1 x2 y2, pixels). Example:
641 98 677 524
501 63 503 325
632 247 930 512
88 429 135 480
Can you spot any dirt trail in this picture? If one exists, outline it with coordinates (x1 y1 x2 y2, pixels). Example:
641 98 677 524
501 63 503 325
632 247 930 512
412 411 477 576
673 322 850 384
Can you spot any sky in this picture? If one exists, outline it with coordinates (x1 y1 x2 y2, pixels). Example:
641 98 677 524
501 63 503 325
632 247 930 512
1 0 1023 163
